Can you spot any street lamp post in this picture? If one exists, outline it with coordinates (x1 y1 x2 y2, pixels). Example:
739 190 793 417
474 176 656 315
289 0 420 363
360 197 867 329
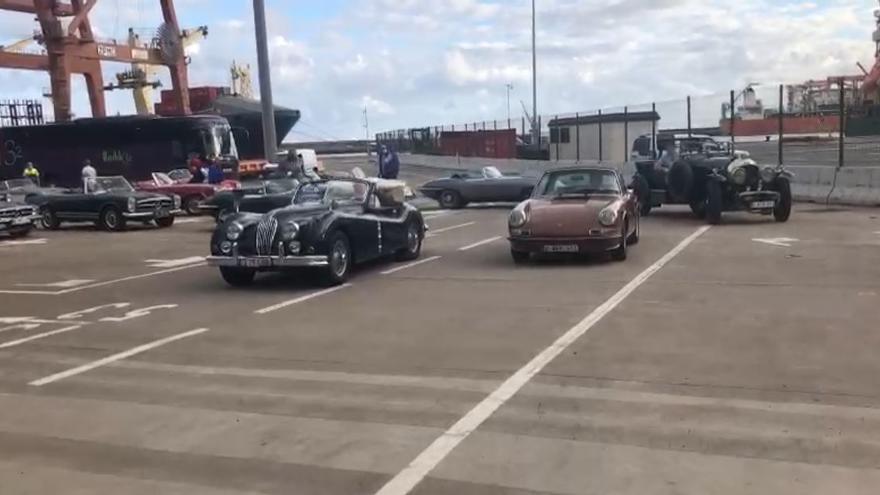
252 0 278 161
505 83 513 124
531 0 538 148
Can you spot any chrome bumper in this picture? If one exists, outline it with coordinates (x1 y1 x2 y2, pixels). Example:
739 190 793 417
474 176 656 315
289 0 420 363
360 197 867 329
124 208 182 219
206 255 329 268
0 214 40 228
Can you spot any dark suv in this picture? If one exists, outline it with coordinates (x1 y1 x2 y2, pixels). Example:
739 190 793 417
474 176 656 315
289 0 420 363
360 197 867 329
630 133 792 224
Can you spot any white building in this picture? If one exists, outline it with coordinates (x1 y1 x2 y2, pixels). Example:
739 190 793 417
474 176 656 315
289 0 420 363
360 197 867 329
548 111 660 162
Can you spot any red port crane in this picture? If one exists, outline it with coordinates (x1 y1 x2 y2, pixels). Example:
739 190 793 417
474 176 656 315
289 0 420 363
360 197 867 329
0 0 192 121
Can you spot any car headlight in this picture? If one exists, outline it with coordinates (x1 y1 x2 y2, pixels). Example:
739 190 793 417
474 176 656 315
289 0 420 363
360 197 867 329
508 202 530 228
219 241 233 254
173 195 181 209
280 220 300 240
598 206 619 227
226 221 244 241
731 167 748 186
761 166 777 183
127 197 137 212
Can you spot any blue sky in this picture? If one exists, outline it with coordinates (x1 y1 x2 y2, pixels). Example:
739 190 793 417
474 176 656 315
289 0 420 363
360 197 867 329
0 0 877 140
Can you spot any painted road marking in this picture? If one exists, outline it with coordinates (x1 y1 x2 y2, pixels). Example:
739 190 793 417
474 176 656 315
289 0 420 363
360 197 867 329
0 317 35 324
753 237 799 248
29 328 210 386
254 284 352 315
0 325 84 350
426 222 476 237
16 279 95 289
0 323 41 334
53 263 207 294
98 304 178 322
458 236 502 251
373 225 712 495
0 289 58 296
58 303 132 320
0 238 48 248
144 256 206 268
173 217 207 224
380 256 442 275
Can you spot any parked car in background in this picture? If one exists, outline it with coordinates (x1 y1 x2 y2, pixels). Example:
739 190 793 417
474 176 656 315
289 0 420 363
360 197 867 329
208 178 425 286
508 167 639 263
1 178 68 203
134 172 238 215
199 177 300 223
419 166 537 209
31 176 181 231
631 133 792 224
0 192 40 238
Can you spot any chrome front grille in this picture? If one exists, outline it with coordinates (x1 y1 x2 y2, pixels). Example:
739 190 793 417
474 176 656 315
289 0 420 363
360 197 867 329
256 216 279 255
137 198 172 210
0 207 33 219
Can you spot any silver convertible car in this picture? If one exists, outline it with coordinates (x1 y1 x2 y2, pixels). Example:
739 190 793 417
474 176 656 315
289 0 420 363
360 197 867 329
419 166 537 209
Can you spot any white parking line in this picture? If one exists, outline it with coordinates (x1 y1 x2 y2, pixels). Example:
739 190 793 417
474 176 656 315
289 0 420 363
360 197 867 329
29 328 210 386
54 263 207 295
0 325 84 350
373 225 712 495
173 217 207 224
426 222 476 237
0 238 48 248
458 236 502 251
255 284 352 315
380 256 442 275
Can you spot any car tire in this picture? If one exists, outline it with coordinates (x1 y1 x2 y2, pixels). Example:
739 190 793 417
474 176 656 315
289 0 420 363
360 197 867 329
632 173 652 216
395 221 422 261
627 214 640 245
689 199 707 219
219 267 255 287
155 216 175 228
668 161 694 200
511 249 530 264
182 196 202 216
773 177 792 223
438 189 463 209
99 206 126 232
40 208 60 230
706 180 723 225
322 231 352 286
611 220 628 262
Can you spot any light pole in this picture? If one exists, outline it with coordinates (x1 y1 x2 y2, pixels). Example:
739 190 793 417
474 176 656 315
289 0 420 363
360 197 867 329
505 83 513 123
252 0 278 161
531 0 538 147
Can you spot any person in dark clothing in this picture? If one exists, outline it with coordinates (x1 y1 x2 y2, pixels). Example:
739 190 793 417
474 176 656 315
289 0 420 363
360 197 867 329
188 155 206 184
382 147 400 179
207 156 224 184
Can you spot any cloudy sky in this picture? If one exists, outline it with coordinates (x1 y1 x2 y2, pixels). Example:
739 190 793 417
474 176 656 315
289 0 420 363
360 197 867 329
0 0 877 140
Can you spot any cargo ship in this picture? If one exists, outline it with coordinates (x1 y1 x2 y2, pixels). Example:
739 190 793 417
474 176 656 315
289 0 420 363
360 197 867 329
154 85 300 168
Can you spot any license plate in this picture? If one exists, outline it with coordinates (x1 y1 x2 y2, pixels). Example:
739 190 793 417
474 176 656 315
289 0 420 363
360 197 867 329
155 207 169 218
12 217 30 225
543 244 579 253
241 258 271 268
751 201 775 209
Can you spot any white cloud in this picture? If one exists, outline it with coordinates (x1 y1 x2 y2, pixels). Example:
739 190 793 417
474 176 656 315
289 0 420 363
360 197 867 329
362 95 395 115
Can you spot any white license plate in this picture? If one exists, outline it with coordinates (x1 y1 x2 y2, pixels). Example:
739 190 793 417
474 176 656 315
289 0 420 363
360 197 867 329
543 244 579 253
241 258 271 268
12 217 30 225
155 208 170 218
751 201 775 209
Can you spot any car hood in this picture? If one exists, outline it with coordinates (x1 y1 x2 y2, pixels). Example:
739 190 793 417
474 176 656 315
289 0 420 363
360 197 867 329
526 195 621 236
273 203 332 222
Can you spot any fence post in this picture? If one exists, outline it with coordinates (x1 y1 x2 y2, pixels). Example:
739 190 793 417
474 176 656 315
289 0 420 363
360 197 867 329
838 78 845 169
598 109 604 162
623 106 629 162
482 121 486 131
778 84 784 166
651 102 657 158
729 90 736 154
686 96 692 137
554 115 559 161
452 124 455 132
508 117 511 130
494 120 497 130
575 112 580 162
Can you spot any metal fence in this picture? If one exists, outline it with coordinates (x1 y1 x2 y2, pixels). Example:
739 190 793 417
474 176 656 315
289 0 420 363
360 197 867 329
377 80 880 170
0 100 45 127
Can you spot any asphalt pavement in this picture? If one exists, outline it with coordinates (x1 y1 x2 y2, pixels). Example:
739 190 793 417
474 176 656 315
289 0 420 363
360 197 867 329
0 161 879 494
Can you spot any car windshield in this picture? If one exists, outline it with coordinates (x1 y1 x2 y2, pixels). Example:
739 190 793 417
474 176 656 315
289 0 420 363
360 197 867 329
1 178 38 192
167 169 192 183
86 177 134 194
482 166 503 179
293 180 369 205
535 170 621 197
265 179 299 194
153 173 175 186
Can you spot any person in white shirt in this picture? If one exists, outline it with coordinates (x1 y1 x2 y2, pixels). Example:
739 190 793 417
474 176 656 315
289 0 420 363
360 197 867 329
81 159 97 179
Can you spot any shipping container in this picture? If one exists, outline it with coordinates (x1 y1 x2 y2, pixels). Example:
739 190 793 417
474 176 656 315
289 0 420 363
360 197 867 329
438 129 516 158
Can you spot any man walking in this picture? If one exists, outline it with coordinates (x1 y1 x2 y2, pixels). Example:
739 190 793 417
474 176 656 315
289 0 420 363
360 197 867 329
22 162 40 185
81 159 97 180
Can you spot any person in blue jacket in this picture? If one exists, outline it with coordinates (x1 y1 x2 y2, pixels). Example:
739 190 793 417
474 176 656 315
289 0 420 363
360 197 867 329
381 146 400 179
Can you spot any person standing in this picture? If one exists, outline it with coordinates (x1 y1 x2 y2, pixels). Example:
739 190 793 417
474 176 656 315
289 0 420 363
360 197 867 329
383 146 400 179
22 162 40 185
81 159 97 179
207 156 224 184
188 154 206 184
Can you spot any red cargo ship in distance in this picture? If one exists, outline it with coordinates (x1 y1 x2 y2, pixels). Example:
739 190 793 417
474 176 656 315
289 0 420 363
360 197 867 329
155 86 301 176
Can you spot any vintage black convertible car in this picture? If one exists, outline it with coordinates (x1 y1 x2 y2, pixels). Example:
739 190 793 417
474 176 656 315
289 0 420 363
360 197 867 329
419 166 537 209
207 178 426 286
0 192 40 237
30 176 182 231
199 177 300 223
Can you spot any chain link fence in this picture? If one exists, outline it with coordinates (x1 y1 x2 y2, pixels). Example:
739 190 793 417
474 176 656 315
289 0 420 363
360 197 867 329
377 80 880 172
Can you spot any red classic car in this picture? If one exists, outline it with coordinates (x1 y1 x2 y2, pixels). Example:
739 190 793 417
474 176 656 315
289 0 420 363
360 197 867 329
508 167 640 263
134 172 238 215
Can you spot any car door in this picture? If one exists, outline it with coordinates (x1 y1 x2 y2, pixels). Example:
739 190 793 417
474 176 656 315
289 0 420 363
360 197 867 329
51 191 90 219
365 192 408 255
